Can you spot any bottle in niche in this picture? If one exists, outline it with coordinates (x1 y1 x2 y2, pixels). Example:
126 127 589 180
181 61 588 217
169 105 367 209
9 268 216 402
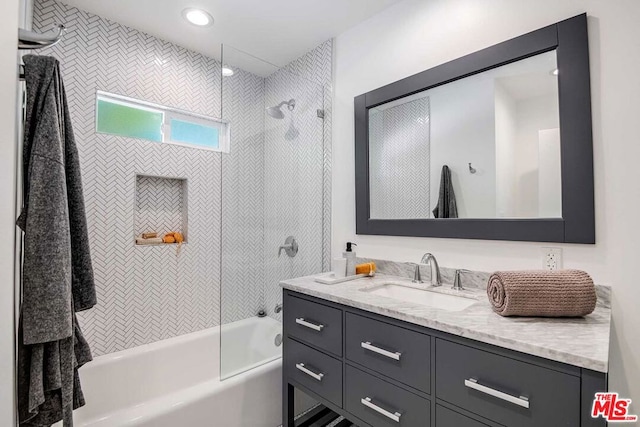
343 242 357 276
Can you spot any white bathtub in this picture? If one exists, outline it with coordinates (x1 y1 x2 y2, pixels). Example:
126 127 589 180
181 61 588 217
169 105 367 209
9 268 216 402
61 317 284 427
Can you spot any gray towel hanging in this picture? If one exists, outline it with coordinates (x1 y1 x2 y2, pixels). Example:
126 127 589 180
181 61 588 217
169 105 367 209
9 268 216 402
432 165 458 219
17 55 96 427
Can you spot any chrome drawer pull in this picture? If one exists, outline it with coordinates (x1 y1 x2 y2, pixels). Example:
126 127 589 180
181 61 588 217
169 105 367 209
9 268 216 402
361 341 402 361
295 363 324 381
464 378 530 409
361 397 402 422
295 318 324 331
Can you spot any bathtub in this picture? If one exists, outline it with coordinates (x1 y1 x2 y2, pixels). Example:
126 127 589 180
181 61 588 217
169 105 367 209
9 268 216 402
60 316 284 427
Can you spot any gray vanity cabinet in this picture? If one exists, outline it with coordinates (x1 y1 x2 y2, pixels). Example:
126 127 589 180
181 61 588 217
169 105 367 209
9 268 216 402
285 338 343 408
436 405 490 427
345 365 431 426
436 339 580 426
345 313 431 394
284 294 343 357
282 290 607 427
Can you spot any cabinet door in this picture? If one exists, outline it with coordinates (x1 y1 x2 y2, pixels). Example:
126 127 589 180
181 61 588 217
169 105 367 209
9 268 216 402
284 293 343 356
345 365 430 427
436 405 490 427
285 338 343 408
345 313 431 393
436 339 580 426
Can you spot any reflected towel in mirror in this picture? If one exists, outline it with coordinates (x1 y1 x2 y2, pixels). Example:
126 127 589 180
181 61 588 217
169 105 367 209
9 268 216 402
432 165 458 218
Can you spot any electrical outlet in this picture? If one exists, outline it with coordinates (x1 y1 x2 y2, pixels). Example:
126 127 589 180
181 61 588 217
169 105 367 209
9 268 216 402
542 247 563 271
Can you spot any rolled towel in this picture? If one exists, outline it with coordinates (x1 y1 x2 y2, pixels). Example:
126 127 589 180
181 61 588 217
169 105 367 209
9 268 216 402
136 237 163 245
355 262 376 276
487 270 597 317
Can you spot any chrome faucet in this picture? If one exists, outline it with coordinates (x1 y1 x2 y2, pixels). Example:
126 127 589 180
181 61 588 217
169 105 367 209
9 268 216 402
412 263 423 284
420 253 442 287
452 269 471 291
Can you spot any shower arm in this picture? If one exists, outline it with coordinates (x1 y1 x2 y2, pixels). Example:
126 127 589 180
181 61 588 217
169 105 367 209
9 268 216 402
274 99 295 110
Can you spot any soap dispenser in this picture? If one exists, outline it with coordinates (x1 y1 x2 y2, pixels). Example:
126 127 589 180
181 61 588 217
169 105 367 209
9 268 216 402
343 242 357 276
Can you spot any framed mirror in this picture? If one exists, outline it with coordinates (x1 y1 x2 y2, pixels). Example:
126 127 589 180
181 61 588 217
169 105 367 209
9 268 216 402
355 14 594 243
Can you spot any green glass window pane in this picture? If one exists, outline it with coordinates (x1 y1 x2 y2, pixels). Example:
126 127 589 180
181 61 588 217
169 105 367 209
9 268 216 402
170 119 219 149
97 99 163 142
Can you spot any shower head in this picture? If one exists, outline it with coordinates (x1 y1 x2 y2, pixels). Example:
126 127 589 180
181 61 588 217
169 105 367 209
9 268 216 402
266 99 295 119
266 106 285 119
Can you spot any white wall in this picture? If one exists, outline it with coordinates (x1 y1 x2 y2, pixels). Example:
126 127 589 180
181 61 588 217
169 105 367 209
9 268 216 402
0 0 19 423
514 93 560 217
494 81 518 217
428 76 496 218
538 128 562 217
333 0 640 404
495 80 560 218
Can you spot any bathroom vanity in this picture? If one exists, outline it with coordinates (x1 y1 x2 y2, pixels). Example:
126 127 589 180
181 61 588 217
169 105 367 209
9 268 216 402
281 273 610 427
281 11 608 426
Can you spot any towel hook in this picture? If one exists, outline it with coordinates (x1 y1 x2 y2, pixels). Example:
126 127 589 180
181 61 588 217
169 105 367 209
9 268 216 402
468 163 477 174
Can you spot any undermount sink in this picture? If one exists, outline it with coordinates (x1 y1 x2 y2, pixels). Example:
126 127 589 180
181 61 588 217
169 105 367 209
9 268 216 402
362 283 477 312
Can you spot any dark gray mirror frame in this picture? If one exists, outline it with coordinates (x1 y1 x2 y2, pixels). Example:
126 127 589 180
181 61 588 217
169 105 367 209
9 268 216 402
355 14 594 243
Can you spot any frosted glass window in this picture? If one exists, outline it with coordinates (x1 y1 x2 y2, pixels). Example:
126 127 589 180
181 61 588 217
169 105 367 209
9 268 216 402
96 91 230 152
96 99 163 142
170 119 219 149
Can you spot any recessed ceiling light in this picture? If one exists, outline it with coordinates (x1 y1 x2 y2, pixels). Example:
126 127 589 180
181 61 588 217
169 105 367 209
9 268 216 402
182 8 214 27
222 67 235 77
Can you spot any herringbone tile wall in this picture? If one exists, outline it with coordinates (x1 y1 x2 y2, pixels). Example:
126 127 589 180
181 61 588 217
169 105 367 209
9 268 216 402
220 58 267 324
369 97 431 219
262 41 333 322
281 41 333 274
33 0 242 355
33 0 331 356
220 41 333 324
135 176 187 239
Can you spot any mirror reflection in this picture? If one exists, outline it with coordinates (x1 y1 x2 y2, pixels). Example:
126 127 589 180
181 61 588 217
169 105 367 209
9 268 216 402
369 50 561 219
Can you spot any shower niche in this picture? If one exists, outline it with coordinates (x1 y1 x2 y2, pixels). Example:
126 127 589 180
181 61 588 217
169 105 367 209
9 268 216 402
134 174 188 245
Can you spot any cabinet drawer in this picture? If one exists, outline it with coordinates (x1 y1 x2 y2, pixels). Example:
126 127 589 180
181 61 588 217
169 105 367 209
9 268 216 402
284 294 343 356
345 313 431 393
436 405 489 427
435 339 580 427
345 365 430 427
284 338 342 408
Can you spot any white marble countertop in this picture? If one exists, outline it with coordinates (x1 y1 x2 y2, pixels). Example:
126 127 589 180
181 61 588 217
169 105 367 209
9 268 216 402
280 273 611 373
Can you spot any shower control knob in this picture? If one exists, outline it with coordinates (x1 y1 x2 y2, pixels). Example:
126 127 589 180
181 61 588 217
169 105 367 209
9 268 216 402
278 236 298 258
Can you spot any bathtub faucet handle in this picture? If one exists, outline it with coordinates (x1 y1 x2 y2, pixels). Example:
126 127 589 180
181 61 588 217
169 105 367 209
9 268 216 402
274 304 282 314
